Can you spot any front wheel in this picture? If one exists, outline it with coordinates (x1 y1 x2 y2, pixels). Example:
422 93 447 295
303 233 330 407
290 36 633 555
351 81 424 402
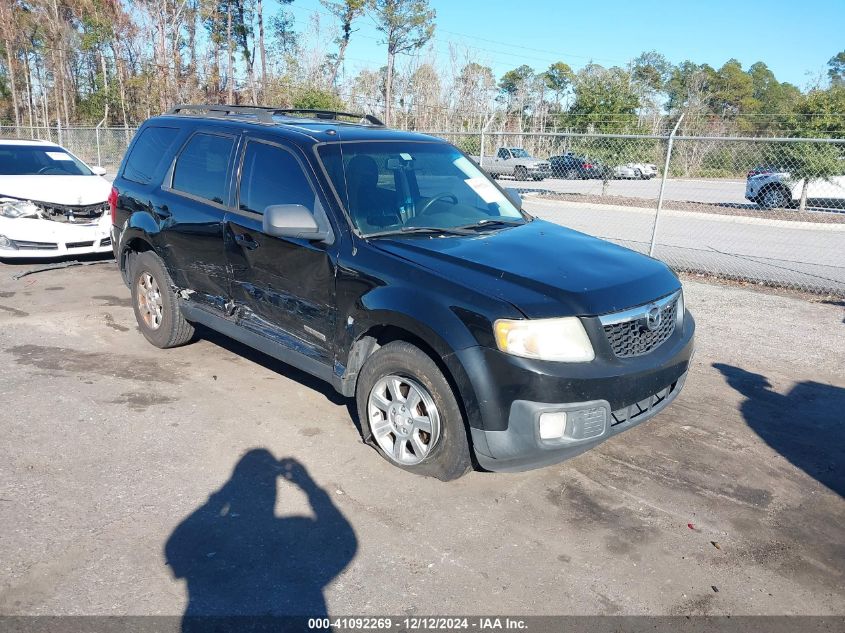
514 166 528 181
356 341 471 481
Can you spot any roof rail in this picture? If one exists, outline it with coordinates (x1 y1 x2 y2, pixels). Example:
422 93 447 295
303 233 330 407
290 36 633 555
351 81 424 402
165 104 384 127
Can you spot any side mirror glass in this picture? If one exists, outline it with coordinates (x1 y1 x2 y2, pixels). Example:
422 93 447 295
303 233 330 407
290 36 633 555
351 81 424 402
91 166 107 176
504 187 522 208
263 204 329 241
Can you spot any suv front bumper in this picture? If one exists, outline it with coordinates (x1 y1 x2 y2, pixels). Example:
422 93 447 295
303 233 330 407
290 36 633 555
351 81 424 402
453 312 695 472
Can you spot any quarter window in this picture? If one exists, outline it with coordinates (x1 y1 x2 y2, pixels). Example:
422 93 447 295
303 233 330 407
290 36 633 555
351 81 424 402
122 126 180 184
238 141 315 215
171 133 235 204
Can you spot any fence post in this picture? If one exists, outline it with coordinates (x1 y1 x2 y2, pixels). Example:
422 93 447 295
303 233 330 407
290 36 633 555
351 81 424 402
649 114 683 257
95 115 107 167
479 114 495 167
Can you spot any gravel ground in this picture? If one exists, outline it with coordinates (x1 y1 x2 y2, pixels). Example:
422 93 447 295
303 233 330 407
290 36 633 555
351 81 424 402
0 259 843 618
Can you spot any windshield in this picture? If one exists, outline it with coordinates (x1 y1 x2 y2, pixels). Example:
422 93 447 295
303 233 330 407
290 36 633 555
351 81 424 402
509 148 530 158
318 141 525 236
0 145 93 176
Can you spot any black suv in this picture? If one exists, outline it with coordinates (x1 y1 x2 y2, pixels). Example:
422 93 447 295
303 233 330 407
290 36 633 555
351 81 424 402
110 105 695 480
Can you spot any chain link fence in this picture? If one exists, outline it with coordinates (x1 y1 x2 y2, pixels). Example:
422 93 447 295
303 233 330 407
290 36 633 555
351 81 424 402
1 123 842 296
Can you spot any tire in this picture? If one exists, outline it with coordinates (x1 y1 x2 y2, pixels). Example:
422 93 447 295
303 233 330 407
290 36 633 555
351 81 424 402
565 169 577 180
356 341 472 481
130 251 195 348
514 166 528 181
634 168 643 179
759 186 789 210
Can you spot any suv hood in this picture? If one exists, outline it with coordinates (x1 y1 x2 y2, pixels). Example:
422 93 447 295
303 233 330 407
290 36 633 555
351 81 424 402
0 175 111 206
372 220 680 317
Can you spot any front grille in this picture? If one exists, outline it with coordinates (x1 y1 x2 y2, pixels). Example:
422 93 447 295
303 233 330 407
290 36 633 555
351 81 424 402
536 162 550 170
611 381 678 427
601 293 679 358
66 241 95 249
12 239 58 250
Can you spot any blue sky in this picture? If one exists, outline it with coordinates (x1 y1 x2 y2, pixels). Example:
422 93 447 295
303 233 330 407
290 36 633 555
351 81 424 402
276 0 844 89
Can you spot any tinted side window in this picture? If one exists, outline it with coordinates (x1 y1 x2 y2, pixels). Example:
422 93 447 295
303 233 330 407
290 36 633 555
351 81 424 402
172 133 235 204
238 141 315 215
122 126 180 184
497 148 509 159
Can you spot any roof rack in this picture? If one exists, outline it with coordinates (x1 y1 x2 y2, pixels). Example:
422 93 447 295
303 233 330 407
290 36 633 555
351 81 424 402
166 104 385 127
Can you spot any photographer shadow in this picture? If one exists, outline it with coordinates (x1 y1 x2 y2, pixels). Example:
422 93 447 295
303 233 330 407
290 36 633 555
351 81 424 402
165 450 357 629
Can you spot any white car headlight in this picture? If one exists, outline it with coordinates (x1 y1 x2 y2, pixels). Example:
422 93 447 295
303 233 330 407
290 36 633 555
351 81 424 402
494 317 595 362
0 199 40 219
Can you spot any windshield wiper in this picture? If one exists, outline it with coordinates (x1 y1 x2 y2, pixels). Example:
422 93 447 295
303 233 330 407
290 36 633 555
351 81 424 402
453 218 527 231
366 225 475 238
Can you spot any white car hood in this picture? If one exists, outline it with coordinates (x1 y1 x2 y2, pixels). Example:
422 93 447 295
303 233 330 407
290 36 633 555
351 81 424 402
0 175 111 206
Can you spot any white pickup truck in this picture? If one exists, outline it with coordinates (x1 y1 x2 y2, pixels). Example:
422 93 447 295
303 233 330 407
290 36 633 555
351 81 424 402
472 147 551 181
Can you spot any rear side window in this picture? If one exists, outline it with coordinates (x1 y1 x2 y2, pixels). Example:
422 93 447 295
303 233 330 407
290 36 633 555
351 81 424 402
238 141 315 215
172 133 236 204
122 126 179 184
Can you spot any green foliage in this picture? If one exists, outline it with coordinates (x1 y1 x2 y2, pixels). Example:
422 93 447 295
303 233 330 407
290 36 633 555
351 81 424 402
292 87 346 111
564 64 639 132
631 51 671 92
828 51 845 87
543 62 574 99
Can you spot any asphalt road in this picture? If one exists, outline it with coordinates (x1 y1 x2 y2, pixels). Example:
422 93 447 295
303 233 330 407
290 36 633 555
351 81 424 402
523 198 845 296
510 176 752 206
0 261 843 619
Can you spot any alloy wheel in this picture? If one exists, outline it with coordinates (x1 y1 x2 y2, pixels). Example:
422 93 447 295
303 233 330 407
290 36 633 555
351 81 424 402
137 271 163 330
367 375 441 466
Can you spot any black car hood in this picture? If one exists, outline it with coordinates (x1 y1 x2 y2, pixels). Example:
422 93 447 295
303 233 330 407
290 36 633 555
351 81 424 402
371 219 680 318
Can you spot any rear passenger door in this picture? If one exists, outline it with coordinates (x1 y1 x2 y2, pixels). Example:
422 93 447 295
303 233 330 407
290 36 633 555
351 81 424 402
224 137 337 366
159 130 238 310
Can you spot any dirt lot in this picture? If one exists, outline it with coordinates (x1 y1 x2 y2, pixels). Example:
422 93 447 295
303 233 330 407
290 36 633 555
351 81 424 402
0 258 843 617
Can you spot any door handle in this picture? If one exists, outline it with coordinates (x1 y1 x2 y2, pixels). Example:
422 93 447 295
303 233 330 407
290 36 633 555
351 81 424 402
234 232 259 250
152 204 170 219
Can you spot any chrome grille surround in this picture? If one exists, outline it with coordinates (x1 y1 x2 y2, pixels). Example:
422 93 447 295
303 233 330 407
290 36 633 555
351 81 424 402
599 291 682 358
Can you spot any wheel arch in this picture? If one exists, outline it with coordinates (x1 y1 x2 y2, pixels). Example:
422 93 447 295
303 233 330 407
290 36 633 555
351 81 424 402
339 314 484 456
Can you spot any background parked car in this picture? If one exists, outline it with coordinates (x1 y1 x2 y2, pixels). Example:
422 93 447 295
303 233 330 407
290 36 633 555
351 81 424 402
746 168 845 209
549 154 601 179
0 139 112 259
472 147 551 181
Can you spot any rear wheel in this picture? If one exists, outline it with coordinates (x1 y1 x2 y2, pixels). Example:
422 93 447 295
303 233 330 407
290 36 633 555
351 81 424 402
759 186 789 209
130 251 195 348
356 341 471 481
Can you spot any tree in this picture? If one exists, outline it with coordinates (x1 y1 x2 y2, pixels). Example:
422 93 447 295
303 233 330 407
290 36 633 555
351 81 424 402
828 51 845 87
292 86 345 110
321 0 366 89
712 59 755 117
369 0 435 125
567 64 639 133
543 61 573 107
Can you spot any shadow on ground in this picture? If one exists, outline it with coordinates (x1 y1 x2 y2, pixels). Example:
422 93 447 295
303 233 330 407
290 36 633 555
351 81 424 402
165 450 357 630
714 363 845 497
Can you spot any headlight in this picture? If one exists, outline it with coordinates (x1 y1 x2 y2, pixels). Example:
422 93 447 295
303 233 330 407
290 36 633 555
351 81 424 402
494 317 595 362
0 235 15 249
0 199 40 219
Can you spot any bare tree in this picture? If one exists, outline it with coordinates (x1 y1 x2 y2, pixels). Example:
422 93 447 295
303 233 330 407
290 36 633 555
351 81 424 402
321 0 365 90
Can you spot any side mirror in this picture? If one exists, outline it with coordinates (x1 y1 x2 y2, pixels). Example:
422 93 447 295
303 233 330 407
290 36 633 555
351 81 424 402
91 166 107 176
263 204 329 241
504 187 522 208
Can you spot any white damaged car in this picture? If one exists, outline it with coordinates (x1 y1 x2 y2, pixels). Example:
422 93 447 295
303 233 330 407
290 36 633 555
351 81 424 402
0 139 112 259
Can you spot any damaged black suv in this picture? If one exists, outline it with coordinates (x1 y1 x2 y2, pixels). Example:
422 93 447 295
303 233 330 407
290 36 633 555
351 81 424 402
111 105 695 480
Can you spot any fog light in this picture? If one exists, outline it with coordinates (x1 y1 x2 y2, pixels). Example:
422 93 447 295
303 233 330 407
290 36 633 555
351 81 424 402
539 411 567 440
0 235 14 250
